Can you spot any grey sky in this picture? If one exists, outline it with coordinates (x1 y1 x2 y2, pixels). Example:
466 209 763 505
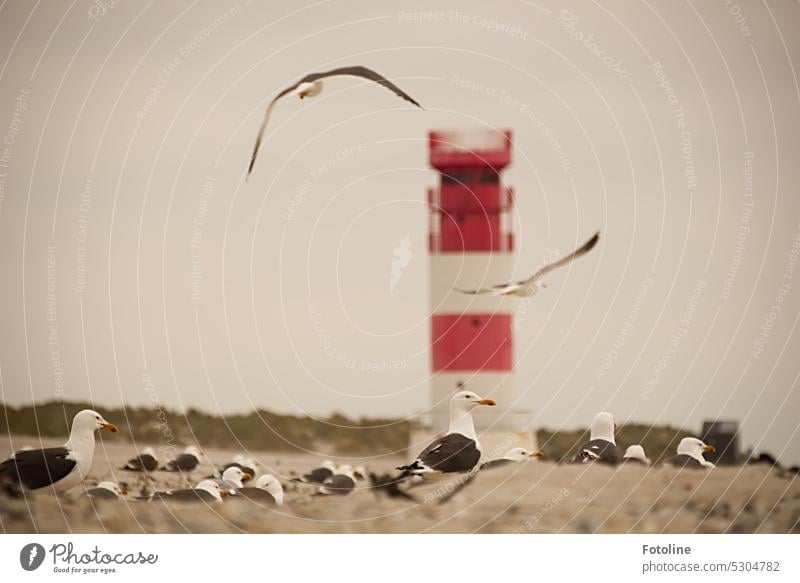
0 0 799 463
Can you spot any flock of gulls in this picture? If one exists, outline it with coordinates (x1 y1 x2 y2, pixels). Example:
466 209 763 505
2 65 788 513
0 397 726 507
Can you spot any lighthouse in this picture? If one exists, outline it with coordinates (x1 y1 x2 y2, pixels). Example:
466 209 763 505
423 128 533 454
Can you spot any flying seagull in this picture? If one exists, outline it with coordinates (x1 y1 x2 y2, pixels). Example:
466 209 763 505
455 231 600 297
246 65 423 179
0 409 118 495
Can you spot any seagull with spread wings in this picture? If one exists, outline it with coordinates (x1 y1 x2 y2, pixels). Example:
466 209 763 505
454 231 600 297
246 65 423 179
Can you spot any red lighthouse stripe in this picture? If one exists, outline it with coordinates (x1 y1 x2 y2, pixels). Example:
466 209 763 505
435 213 513 253
431 313 513 371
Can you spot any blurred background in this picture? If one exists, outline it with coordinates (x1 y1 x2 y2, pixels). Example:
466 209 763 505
0 0 798 464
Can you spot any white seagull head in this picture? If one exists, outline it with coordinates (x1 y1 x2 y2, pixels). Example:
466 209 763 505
295 80 323 99
183 445 202 458
502 447 543 462
623 444 650 463
677 437 716 465
73 409 118 435
589 411 616 444
222 466 250 488
195 479 225 501
141 447 156 457
450 390 496 414
255 474 284 505
321 459 337 472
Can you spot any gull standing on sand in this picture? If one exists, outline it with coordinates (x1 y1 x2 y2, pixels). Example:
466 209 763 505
0 409 118 495
397 391 496 477
455 232 600 297
575 412 622 465
667 437 716 469
246 65 423 178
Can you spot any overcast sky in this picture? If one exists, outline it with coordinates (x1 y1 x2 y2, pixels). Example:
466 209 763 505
0 0 798 462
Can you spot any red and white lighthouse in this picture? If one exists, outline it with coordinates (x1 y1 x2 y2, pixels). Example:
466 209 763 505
425 128 532 449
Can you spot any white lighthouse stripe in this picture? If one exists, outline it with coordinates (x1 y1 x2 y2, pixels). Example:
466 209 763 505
430 254 516 311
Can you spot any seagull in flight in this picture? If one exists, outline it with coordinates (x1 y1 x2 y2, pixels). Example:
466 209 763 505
454 231 600 297
247 65 423 179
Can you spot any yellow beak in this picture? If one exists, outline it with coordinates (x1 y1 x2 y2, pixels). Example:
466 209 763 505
703 444 716 453
478 399 496 406
102 422 118 433
530 451 544 458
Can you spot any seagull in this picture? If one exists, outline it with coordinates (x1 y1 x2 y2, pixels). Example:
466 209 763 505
85 480 125 500
221 455 257 482
575 411 622 465
622 444 650 465
246 65 423 179
480 447 543 470
397 391 496 477
319 464 357 496
293 460 337 485
121 447 158 472
667 437 716 469
435 448 542 504
149 479 227 503
207 466 252 494
234 474 284 506
454 231 600 297
162 445 202 473
0 409 118 495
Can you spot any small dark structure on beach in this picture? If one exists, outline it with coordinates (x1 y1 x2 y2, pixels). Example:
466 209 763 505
702 420 739 465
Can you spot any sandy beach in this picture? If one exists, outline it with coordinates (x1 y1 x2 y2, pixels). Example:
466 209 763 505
1 437 797 534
